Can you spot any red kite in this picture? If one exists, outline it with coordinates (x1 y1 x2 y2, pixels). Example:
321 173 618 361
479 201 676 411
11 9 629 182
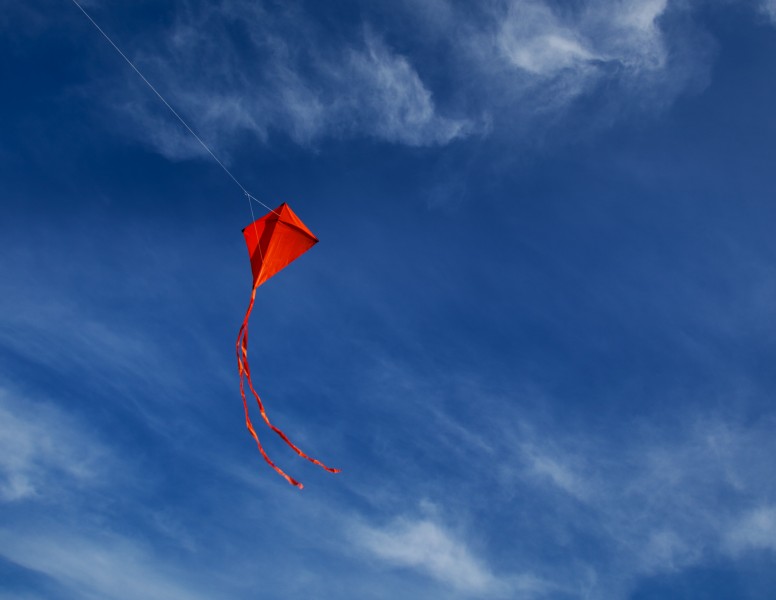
237 203 339 488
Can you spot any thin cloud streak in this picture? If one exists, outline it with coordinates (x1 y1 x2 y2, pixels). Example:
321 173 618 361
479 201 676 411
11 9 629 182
0 528 212 600
0 388 112 502
354 517 501 594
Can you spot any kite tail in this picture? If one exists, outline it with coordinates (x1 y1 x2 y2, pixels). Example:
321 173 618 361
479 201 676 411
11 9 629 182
236 283 302 488
237 281 339 487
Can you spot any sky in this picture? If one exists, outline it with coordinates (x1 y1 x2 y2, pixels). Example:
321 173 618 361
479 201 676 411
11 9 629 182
2 0 776 598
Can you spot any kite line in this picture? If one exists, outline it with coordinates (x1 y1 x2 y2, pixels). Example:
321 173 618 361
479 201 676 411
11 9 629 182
68 0 277 217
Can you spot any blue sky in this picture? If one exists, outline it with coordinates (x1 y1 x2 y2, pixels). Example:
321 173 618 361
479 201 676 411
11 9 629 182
2 0 776 598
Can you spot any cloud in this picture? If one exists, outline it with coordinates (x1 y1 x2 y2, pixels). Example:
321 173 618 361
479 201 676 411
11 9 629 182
0 528 211 600
0 388 112 502
762 0 776 22
497 0 669 78
497 1 600 76
338 32 472 146
100 1 472 159
519 439 592 501
726 506 776 554
492 411 776 595
382 0 715 146
354 517 501 594
453 0 702 131
15 0 776 158
67 0 723 158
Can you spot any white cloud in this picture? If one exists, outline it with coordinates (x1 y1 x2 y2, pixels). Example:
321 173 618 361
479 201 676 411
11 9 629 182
483 0 675 117
497 413 776 595
493 0 669 71
520 440 592 501
762 0 776 21
498 1 599 75
0 389 111 502
0 529 211 600
340 33 471 146
105 2 472 159
78 0 718 158
20 0 776 158
354 517 500 594
726 506 776 553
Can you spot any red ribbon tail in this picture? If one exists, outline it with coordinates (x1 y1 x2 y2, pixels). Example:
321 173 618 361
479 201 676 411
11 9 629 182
236 283 302 488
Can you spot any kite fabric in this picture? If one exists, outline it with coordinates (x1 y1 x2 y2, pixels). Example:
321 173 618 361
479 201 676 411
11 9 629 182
237 203 340 489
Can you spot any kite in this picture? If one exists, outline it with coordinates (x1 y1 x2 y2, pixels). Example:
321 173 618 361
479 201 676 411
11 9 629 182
68 0 338 488
237 203 340 489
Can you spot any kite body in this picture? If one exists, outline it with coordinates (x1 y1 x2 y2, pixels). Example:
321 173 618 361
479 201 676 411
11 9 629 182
237 203 339 488
243 203 319 287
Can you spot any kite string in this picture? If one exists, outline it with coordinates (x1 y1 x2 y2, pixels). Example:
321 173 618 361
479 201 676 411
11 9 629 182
68 0 280 217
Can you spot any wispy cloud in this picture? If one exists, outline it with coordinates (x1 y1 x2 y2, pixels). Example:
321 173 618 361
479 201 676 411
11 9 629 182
354 517 500 594
417 0 715 142
761 0 776 22
99 1 472 158
490 409 776 595
498 1 600 76
0 528 212 600
12 0 776 158
0 388 113 502
66 0 727 157
495 0 669 87
726 506 776 554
